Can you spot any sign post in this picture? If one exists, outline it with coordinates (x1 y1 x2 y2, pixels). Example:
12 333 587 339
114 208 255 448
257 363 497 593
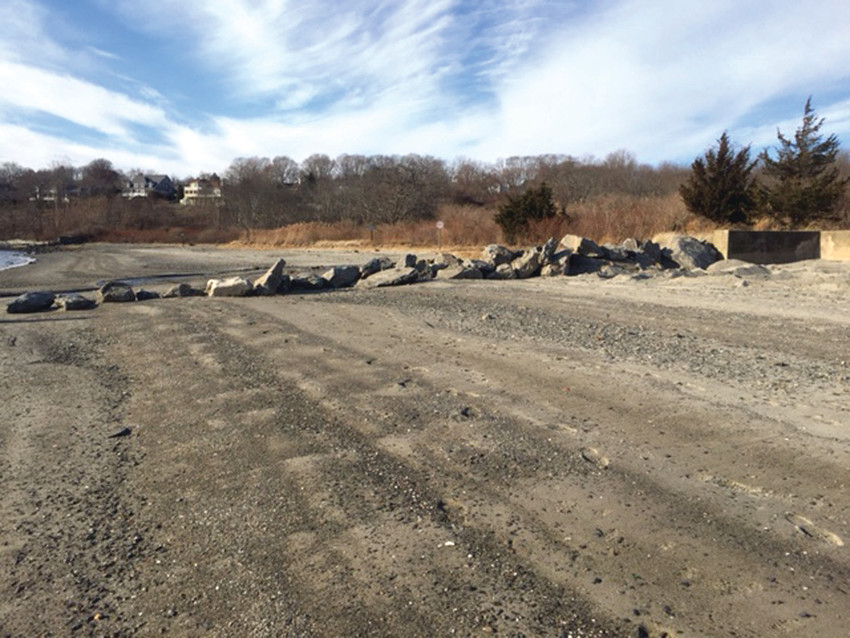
436 220 444 250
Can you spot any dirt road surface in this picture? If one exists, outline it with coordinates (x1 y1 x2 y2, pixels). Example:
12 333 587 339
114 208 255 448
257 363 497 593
1 244 849 637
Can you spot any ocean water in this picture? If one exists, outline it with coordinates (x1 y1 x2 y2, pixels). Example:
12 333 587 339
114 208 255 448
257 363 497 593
0 249 35 271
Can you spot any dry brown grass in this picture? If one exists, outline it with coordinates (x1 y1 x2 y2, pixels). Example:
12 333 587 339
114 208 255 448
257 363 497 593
243 205 502 249
241 194 702 250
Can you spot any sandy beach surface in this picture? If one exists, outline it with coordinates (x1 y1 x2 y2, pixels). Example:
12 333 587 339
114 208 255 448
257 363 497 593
1 243 849 636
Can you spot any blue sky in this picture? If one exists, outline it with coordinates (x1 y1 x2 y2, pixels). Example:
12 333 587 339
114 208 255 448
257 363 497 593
1 0 849 177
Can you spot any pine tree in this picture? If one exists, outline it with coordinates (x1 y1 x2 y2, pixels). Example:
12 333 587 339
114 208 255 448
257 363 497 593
760 97 849 226
679 132 757 224
494 182 559 243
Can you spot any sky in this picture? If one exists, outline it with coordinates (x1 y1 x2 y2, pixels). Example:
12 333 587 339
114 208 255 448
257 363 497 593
1 0 849 178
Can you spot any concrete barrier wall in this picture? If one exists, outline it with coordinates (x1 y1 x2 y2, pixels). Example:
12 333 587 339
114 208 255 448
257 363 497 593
820 230 850 261
726 231 821 264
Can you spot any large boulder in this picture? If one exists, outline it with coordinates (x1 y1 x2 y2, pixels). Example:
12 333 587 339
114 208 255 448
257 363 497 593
6 291 55 313
560 234 604 257
322 265 361 288
290 274 329 291
356 266 420 288
482 244 517 266
97 281 136 303
135 289 160 301
655 234 723 270
360 256 395 278
512 248 543 279
541 237 559 265
162 282 204 298
436 264 484 280
253 258 288 295
57 293 96 311
487 263 517 279
206 276 253 297
567 254 605 275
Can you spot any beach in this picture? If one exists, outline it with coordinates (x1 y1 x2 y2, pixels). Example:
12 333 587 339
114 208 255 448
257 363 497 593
1 243 849 636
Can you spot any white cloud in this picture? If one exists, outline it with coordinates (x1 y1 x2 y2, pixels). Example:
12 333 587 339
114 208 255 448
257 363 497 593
476 0 850 162
0 61 167 139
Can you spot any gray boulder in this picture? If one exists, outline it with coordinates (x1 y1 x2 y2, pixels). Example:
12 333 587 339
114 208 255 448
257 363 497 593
560 234 604 257
206 276 253 297
464 258 494 277
360 256 395 278
436 264 484 280
656 234 723 270
253 258 288 295
7 291 55 313
541 258 568 276
57 293 96 311
433 253 463 268
135 289 160 301
602 243 633 262
163 282 204 298
482 244 517 266
541 237 559 264
512 248 543 279
487 263 516 279
97 281 136 303
568 254 605 275
322 265 361 288
356 266 420 288
290 274 329 290
403 254 418 268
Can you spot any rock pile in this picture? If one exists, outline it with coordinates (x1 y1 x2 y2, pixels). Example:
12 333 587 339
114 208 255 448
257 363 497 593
5 233 727 314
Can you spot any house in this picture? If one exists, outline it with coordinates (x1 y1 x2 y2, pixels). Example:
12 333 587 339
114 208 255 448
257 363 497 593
180 174 222 206
124 173 176 199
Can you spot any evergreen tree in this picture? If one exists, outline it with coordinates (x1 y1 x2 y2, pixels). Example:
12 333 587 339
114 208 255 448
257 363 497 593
760 97 849 226
679 132 757 224
494 182 559 243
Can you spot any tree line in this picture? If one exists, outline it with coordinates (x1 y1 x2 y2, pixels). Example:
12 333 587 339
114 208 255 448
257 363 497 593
0 151 687 240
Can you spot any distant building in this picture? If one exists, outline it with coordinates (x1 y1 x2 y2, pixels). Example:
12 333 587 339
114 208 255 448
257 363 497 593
180 174 222 206
124 173 176 199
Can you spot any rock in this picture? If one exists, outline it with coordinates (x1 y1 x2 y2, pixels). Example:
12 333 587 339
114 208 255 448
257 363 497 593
635 240 664 268
356 266 420 288
290 274 329 290
6 291 55 313
541 237 559 264
488 263 517 279
57 293 96 311
436 264 484 280
253 258 288 295
482 244 517 266
602 243 633 262
403 254 418 268
162 282 204 298
97 281 136 303
464 258 495 277
361 256 395 278
512 248 543 279
560 234 604 257
135 289 160 301
706 259 771 278
568 254 605 275
540 261 567 276
433 253 464 268
322 265 361 288
206 276 253 297
655 234 723 270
